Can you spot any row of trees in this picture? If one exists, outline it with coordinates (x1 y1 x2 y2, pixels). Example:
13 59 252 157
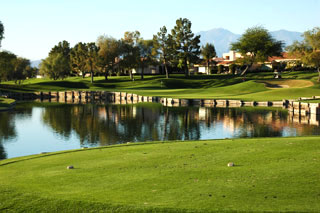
40 18 209 81
286 27 320 81
0 51 37 83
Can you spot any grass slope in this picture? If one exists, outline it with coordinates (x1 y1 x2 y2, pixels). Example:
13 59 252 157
0 137 320 212
0 97 15 110
0 71 319 101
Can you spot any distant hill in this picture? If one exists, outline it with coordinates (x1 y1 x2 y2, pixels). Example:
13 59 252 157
31 60 42 68
197 28 303 57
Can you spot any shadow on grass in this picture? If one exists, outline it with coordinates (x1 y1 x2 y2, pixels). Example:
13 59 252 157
35 81 89 89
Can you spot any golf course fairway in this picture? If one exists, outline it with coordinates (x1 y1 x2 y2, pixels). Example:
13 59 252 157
0 137 319 212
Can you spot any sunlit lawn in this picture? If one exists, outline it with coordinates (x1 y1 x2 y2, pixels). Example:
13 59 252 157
0 137 319 212
0 71 319 101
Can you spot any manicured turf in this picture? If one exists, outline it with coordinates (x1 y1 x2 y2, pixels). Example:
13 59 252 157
0 137 320 212
0 71 319 101
0 97 15 110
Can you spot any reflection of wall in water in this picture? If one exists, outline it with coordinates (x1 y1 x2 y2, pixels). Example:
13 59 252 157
288 112 320 126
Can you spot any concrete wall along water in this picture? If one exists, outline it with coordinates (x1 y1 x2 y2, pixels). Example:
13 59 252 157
3 91 320 118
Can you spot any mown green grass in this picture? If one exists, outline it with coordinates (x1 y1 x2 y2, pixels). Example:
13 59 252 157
300 99 320 103
0 97 15 110
0 137 320 212
0 71 319 101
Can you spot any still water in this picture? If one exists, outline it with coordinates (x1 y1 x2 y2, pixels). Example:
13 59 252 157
0 102 320 159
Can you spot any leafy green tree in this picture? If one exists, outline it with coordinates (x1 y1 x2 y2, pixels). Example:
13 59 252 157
153 26 174 78
0 51 16 83
230 26 284 75
40 41 72 80
86 42 99 83
96 36 121 80
12 57 31 84
70 42 88 78
201 43 216 75
171 18 201 76
137 39 155 80
120 31 141 80
50 40 71 58
40 53 70 80
0 20 4 48
23 66 38 79
287 27 320 81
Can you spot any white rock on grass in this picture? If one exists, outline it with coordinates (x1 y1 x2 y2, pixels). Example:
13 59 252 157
227 162 235 167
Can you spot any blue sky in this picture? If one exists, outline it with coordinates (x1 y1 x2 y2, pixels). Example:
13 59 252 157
1 0 319 60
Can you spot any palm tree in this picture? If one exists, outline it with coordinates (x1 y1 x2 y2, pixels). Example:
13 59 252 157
201 43 216 75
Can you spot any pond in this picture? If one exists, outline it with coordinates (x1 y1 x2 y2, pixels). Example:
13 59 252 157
1 102 320 160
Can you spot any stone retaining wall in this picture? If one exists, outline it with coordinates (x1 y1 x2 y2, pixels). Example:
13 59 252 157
2 91 320 115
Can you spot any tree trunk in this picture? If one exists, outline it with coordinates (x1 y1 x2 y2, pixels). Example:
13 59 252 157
141 65 144 80
82 71 85 78
129 70 133 80
91 72 94 83
104 67 108 81
241 64 251 76
318 67 320 82
206 60 210 75
164 64 169 79
184 58 189 77
163 58 169 79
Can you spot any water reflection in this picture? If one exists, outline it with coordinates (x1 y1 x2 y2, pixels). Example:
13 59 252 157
41 103 320 145
0 102 320 159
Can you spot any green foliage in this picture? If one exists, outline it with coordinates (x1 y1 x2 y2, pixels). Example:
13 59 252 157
96 36 121 79
201 43 216 75
153 26 175 78
0 20 4 48
49 40 71 58
0 51 35 83
137 39 155 79
86 42 99 78
40 53 70 80
120 31 141 79
12 57 32 83
40 41 72 80
231 26 284 75
1 137 320 212
70 42 88 77
287 27 320 81
0 51 16 82
171 18 201 76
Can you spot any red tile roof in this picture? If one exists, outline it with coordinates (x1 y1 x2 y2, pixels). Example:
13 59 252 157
268 52 300 62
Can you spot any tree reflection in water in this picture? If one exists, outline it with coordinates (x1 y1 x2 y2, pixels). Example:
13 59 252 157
1 102 320 160
40 103 320 147
0 107 32 159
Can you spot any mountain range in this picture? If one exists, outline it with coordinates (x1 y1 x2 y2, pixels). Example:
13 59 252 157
197 28 303 57
31 60 42 68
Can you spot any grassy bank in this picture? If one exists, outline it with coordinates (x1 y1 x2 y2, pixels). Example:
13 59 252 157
1 137 319 212
0 71 319 101
0 97 15 110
